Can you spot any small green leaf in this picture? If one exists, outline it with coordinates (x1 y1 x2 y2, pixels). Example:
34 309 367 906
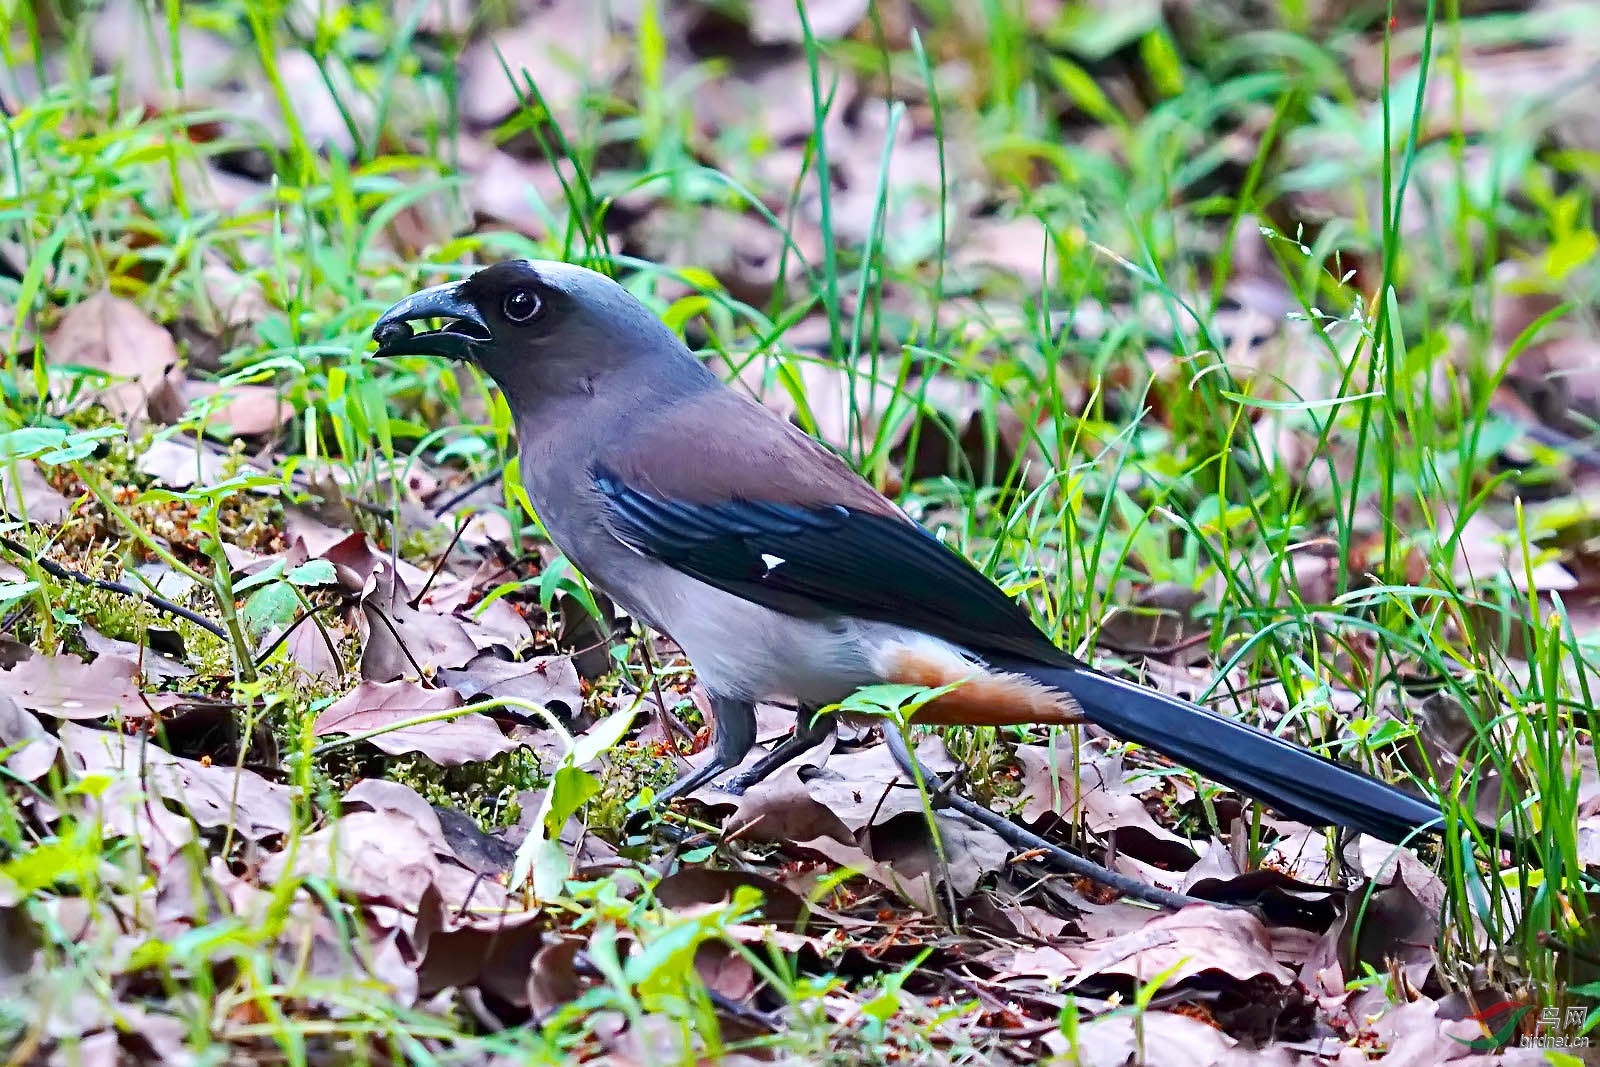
543 765 601 838
570 703 639 767
233 559 287 593
1047 57 1125 129
0 579 40 607
286 559 336 587
242 582 300 636
1139 29 1184 96
0 427 66 458
1545 229 1598 280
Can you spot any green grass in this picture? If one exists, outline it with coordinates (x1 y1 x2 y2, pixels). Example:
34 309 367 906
2 0 1598 1060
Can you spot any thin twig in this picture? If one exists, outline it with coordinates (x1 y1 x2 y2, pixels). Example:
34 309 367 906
0 533 228 641
942 793 1203 911
364 600 435 685
882 728 1204 912
641 636 696 764
431 468 502 518
254 597 344 666
410 513 471 608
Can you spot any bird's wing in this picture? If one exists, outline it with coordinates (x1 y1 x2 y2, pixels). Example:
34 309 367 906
593 470 1071 665
593 390 1071 666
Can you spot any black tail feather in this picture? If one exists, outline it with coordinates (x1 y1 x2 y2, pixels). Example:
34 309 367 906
1004 661 1456 847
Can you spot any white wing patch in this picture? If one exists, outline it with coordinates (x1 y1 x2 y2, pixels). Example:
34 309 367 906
760 553 786 572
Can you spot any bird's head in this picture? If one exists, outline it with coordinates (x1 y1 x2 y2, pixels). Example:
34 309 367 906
371 259 698 401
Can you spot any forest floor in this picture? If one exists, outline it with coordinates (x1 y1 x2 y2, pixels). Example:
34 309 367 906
1 0 1598 1063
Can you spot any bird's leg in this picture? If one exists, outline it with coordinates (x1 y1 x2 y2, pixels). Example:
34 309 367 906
722 707 836 795
881 728 1203 912
634 694 756 820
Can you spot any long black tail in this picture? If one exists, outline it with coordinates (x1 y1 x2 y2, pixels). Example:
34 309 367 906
1000 660 1452 846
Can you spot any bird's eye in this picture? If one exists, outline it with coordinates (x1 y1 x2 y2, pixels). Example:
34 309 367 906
502 288 541 323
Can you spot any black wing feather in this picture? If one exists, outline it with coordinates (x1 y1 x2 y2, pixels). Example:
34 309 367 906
593 468 1070 665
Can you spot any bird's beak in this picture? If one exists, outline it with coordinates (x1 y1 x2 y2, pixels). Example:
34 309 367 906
371 281 491 362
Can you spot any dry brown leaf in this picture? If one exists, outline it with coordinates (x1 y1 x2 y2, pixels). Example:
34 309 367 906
413 886 544 1003
416 563 536 651
686 55 856 148
89 0 234 110
187 382 292 437
261 809 439 912
342 779 516 913
0 693 59 781
456 138 566 238
272 50 373 154
310 530 431 593
360 571 481 682
653 868 812 927
436 652 581 716
714 758 854 846
0 460 73 523
527 936 585 1017
459 0 622 126
58 722 293 841
0 653 148 721
267 618 346 684
795 831 939 914
1451 512 1576 594
79 627 193 683
1040 1008 1237 1065
746 0 867 42
136 436 261 490
1066 905 1295 990
954 214 1060 290
314 679 516 764
1014 740 1130 824
46 292 185 424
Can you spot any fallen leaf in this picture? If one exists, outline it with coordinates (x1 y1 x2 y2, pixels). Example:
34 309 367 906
0 460 73 522
261 809 439 912
137 436 232 489
360 572 480 682
314 680 516 764
0 693 59 780
46 292 184 424
187 382 292 437
269 618 346 683
653 868 812 927
747 0 868 43
1040 1010 1237 1066
436 653 582 717
79 626 193 682
340 779 514 913
459 0 622 127
458 139 566 238
527 935 586 1016
1066 905 1295 989
58 722 293 841
1014 740 1131 823
413 886 544 1003
0 653 147 720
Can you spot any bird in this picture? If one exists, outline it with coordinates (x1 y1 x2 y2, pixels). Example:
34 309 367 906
370 258 1459 851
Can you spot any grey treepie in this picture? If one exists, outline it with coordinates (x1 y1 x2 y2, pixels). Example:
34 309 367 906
371 259 1458 849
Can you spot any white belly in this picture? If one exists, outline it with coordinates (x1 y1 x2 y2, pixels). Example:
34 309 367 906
616 561 956 707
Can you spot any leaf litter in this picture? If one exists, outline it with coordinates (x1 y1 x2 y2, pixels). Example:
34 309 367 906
1 0 1596 1062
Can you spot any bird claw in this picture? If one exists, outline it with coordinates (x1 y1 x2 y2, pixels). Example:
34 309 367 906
720 777 750 797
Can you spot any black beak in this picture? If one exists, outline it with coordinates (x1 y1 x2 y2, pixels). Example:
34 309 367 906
371 281 491 362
